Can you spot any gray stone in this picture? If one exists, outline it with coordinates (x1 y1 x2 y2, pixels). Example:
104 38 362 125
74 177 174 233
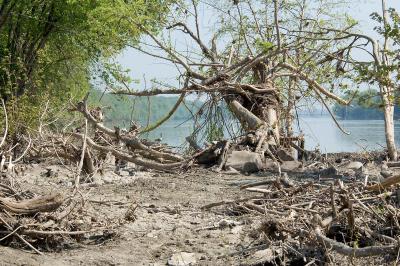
276 148 295 161
246 248 282 265
344 161 363 171
102 175 114 184
253 249 275 264
380 170 393 178
318 166 338 178
226 151 264 173
264 160 280 171
167 252 197 266
280 161 302 171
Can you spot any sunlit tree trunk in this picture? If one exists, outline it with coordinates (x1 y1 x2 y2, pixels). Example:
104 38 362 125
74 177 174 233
381 0 397 160
382 88 397 160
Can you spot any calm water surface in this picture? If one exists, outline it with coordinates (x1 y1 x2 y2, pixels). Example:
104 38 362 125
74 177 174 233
142 116 400 153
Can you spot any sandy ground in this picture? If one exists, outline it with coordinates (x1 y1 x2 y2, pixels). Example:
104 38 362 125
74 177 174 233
0 162 263 266
0 159 393 266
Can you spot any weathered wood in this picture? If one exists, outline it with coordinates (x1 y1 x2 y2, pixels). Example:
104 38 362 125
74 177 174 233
366 174 400 191
0 193 64 214
314 227 398 257
75 98 184 162
73 133 182 171
245 187 272 194
386 162 400 168
229 100 263 130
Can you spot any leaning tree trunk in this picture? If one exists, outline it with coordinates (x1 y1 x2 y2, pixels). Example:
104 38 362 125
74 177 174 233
227 82 281 145
226 62 282 146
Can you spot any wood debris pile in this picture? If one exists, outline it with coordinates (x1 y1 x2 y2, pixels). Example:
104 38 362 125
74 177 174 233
0 180 130 254
203 172 400 264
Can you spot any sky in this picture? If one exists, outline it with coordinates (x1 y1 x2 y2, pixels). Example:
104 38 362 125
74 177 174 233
116 0 399 92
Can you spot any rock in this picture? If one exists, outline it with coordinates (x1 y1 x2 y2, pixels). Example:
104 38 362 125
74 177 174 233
344 161 363 171
92 175 104 186
264 160 280 171
167 252 197 266
318 166 338 178
380 170 393 178
226 151 264 173
217 219 241 228
102 175 114 184
280 161 302 171
276 148 295 161
41 168 58 178
382 163 389 170
247 248 281 265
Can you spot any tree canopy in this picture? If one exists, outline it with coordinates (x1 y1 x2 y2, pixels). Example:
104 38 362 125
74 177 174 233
0 0 171 132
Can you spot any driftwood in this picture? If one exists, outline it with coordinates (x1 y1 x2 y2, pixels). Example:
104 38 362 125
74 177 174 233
229 100 263 130
386 162 400 168
314 227 399 257
72 133 182 171
366 174 400 191
75 96 183 163
0 193 64 214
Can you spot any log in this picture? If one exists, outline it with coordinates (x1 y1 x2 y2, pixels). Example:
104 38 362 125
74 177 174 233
240 179 276 189
245 187 272 194
0 193 64 214
73 133 182 171
386 162 400 168
366 174 400 191
314 227 398 257
228 100 263 130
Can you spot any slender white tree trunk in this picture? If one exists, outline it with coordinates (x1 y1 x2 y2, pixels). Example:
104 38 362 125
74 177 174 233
383 91 397 160
381 0 397 160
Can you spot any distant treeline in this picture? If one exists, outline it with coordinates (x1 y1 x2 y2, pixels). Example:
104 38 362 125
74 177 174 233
88 89 199 128
90 89 400 124
334 104 400 120
334 89 400 120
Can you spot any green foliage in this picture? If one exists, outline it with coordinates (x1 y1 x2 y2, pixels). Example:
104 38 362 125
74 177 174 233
205 122 224 142
0 0 172 133
254 39 274 53
355 8 400 90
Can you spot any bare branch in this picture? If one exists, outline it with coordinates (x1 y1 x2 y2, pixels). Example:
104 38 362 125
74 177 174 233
314 227 398 257
138 24 206 80
279 62 349 105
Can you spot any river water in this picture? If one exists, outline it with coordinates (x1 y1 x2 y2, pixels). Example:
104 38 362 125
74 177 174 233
142 116 400 153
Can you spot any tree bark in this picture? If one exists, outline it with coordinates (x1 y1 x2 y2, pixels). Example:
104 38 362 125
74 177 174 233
383 98 397 160
228 99 263 130
381 0 397 161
